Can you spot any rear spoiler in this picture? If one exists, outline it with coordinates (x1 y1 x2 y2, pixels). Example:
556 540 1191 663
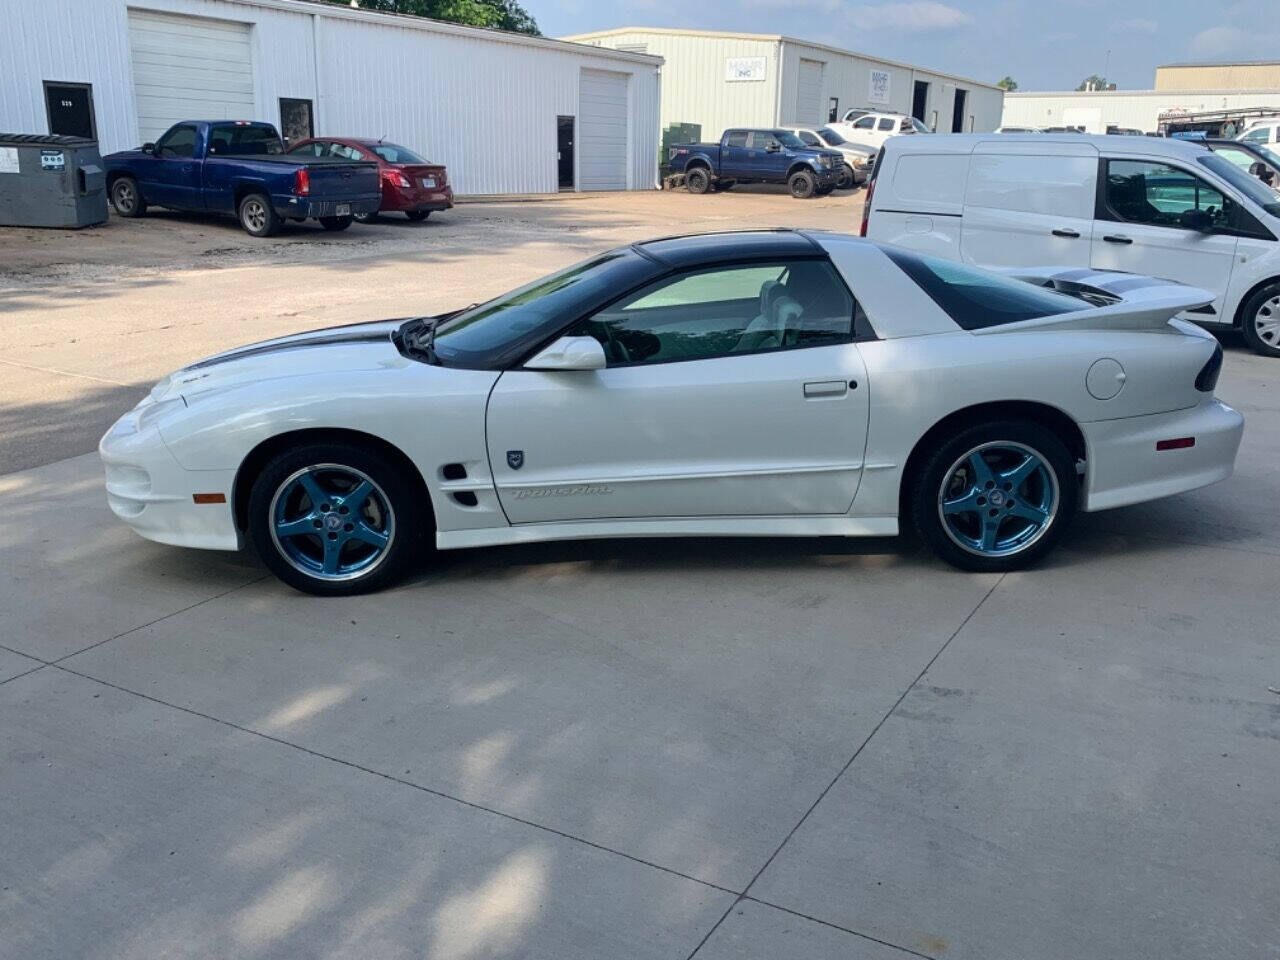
977 267 1216 335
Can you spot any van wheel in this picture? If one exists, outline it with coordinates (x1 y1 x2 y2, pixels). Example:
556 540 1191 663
111 177 146 217
685 168 711 194
1241 282 1280 357
912 420 1077 573
789 170 816 199
238 193 280 237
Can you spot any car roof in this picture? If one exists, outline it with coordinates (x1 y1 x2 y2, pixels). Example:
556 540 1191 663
883 132 1210 160
636 230 822 268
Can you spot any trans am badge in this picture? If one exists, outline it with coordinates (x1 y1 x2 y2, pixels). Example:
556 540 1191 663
506 450 524 470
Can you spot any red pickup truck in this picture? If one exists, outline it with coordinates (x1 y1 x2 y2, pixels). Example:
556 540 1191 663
288 137 453 221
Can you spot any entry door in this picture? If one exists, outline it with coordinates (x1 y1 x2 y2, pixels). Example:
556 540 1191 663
912 81 929 123
44 82 95 140
279 98 314 144
951 88 967 133
1091 158 1239 318
557 116 575 190
485 260 870 524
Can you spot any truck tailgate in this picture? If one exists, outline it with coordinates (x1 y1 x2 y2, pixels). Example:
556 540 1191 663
302 159 380 200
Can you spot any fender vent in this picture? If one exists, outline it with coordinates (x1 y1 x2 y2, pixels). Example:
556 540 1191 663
451 491 478 507
441 462 467 480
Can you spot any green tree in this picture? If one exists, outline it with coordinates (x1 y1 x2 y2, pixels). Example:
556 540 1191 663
996 76 1018 91
1075 75 1110 91
327 0 540 35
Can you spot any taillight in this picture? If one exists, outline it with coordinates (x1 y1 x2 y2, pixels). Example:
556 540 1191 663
859 175 875 236
294 168 310 196
383 170 411 188
1195 342 1223 392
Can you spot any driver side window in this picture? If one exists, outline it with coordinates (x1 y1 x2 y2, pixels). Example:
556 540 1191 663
570 260 855 367
1103 159 1230 229
157 125 197 158
854 117 875 130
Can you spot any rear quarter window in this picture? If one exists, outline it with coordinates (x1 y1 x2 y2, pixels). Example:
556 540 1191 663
883 247 1088 330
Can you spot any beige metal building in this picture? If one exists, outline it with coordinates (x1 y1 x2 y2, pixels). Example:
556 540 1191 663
562 27 1004 150
1001 89 1280 135
1156 61 1280 91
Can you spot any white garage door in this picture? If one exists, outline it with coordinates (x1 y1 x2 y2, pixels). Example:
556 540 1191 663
128 9 255 144
578 69 628 191
795 58 825 126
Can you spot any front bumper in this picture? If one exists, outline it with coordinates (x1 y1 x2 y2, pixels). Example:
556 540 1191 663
99 407 241 551
1082 398 1244 512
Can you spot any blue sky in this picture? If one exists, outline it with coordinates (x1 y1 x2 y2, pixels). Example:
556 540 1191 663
536 0 1279 91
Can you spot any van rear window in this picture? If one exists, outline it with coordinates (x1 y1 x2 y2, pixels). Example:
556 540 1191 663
883 247 1088 330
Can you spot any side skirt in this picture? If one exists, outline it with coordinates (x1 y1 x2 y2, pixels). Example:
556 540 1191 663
436 515 899 551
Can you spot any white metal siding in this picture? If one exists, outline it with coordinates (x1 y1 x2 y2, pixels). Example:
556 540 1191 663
578 69 628 190
795 58 824 125
1003 89 1280 134
127 9 254 143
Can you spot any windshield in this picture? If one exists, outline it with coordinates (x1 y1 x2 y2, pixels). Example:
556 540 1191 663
908 117 931 134
208 123 283 155
1198 153 1280 216
774 131 807 149
428 250 660 368
370 143 427 164
818 127 848 145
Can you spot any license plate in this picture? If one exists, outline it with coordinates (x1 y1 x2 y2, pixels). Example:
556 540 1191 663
335 203 351 216
423 178 436 188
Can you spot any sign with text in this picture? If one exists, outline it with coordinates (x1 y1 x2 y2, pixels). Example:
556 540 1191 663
726 57 767 82
869 69 891 104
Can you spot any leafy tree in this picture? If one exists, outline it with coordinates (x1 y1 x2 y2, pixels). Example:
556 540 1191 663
1075 75 1111 91
996 76 1018 91
325 0 540 35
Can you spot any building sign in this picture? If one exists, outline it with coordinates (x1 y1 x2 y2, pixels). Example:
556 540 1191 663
869 69 891 104
726 57 767 82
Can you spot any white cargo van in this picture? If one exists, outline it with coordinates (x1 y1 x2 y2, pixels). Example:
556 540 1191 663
863 134 1280 356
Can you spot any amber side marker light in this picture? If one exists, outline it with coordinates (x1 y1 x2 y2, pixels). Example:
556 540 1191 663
192 493 227 504
1156 437 1195 451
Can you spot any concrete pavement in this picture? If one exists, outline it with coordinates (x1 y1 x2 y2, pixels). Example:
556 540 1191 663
1 345 1278 958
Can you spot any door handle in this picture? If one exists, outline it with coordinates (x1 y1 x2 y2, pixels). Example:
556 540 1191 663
1051 228 1080 238
803 380 848 398
1103 234 1133 244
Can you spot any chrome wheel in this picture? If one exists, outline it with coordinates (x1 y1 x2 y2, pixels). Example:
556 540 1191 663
1254 295 1280 348
242 198 268 233
268 464 395 582
938 441 1059 558
112 180 136 214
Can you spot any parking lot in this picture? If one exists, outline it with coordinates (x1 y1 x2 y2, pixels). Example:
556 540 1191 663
2 189 1279 960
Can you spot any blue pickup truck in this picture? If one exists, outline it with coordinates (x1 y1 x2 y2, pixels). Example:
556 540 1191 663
104 121 381 236
668 129 841 198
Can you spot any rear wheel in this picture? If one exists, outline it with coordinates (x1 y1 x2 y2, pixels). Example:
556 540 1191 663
1241 281 1280 357
110 177 146 217
788 169 816 199
685 167 711 195
354 210 378 223
405 209 431 221
238 192 280 237
319 215 353 231
912 420 1077 572
248 442 426 596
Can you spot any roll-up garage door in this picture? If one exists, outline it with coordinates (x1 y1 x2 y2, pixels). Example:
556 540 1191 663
795 59 825 126
578 69 628 191
128 9 255 144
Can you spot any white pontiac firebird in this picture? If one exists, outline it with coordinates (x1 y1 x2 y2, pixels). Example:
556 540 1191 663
100 230 1244 595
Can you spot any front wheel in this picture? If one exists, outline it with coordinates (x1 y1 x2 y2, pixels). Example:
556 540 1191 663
110 177 146 217
912 421 1078 573
788 170 816 199
1241 282 1280 357
238 192 280 237
836 164 855 190
405 210 431 221
319 215 353 231
247 442 427 596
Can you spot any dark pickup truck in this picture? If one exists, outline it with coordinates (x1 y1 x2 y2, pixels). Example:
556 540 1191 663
104 121 381 236
668 129 841 198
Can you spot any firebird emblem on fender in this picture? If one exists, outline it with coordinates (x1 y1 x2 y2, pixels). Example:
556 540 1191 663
507 450 524 470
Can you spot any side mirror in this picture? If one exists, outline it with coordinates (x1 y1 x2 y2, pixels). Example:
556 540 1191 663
524 335 606 371
1179 209 1214 232
1249 161 1275 186
141 142 155 154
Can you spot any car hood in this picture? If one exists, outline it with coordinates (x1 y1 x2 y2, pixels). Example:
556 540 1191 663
154 319 410 400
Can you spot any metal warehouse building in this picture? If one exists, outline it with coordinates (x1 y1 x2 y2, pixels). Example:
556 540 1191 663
0 0 663 195
562 27 1004 151
1001 88 1280 135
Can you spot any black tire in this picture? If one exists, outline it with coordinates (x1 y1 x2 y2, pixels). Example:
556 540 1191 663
714 180 735 192
911 420 1078 573
247 441 427 596
788 169 816 199
405 210 431 221
110 177 146 218
836 164 855 190
319 215 353 231
685 167 711 195
238 192 280 237
354 210 378 223
1240 281 1280 357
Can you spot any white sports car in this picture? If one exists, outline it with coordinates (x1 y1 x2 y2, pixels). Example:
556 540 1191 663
100 231 1244 595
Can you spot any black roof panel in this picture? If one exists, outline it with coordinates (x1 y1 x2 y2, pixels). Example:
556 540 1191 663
637 230 821 268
